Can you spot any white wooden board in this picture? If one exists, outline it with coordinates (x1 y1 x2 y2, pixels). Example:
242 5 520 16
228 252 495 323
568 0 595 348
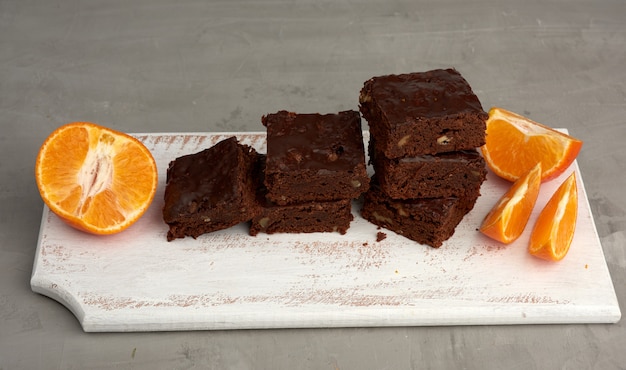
31 131 621 332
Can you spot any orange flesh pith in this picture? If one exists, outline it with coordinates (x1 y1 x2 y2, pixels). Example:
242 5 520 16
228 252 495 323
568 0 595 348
36 123 157 234
529 172 578 261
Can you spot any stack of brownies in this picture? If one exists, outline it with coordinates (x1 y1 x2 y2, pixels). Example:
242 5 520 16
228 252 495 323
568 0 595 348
249 110 370 236
358 68 489 248
162 110 371 240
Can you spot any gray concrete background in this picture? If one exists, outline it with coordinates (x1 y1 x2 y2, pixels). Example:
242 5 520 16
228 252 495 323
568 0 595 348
1 0 625 368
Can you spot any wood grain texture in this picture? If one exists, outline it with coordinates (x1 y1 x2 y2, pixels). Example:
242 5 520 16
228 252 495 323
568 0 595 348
30 132 621 332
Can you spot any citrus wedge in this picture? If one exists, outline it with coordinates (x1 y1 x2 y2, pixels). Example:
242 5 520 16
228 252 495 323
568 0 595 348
35 122 158 235
481 107 582 182
479 162 542 244
528 172 578 261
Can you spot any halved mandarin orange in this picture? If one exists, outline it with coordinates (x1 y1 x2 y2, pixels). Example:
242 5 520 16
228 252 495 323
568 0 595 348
35 122 158 235
480 162 542 244
481 107 583 182
528 172 578 261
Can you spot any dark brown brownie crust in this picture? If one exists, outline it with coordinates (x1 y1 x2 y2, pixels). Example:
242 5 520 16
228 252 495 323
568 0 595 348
250 154 354 235
163 137 260 241
370 144 487 199
361 177 480 248
359 69 487 158
262 110 369 205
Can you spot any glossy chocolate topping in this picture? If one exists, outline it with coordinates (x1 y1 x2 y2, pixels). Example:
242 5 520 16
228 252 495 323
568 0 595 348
262 110 366 172
163 137 252 220
362 68 486 121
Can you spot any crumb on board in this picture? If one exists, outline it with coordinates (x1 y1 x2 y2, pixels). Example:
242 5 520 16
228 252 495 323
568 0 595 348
376 232 387 242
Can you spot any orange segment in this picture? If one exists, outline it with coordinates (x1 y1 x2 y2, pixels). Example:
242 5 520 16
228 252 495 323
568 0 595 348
479 162 542 244
35 122 158 235
528 172 578 261
481 107 583 182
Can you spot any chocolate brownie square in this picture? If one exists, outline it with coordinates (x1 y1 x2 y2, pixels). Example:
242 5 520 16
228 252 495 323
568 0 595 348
250 155 354 235
359 68 487 158
163 136 260 241
370 142 487 199
262 110 369 205
361 177 480 248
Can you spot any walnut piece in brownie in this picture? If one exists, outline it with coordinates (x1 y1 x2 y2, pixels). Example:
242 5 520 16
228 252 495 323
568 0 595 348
163 136 260 241
359 68 487 158
262 110 370 205
361 177 480 248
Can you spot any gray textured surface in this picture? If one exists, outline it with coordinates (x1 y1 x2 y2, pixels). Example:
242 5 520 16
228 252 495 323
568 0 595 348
1 0 625 369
